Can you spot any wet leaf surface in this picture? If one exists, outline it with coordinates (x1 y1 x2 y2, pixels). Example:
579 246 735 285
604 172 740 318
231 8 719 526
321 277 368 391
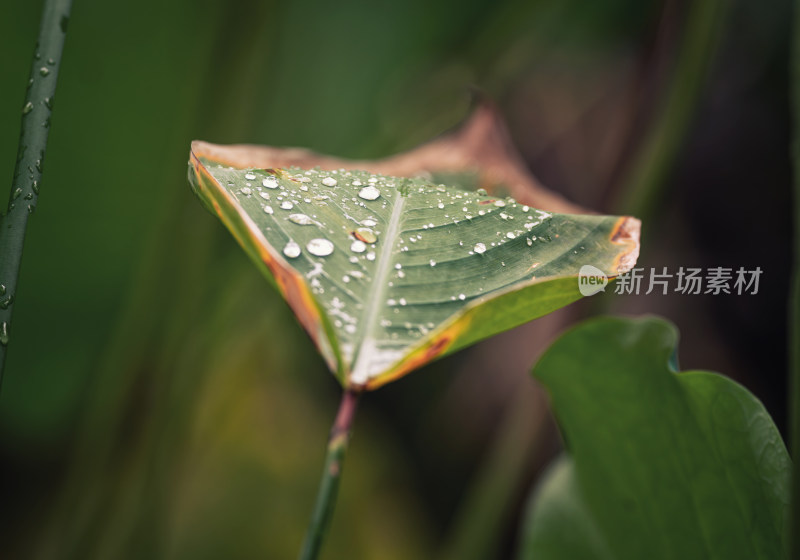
187 108 639 389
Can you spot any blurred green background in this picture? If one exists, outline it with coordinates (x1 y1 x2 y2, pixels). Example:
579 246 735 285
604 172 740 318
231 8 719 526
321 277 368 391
0 0 793 558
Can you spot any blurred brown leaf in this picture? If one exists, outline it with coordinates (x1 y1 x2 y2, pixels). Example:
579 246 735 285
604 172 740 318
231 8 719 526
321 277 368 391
192 101 585 214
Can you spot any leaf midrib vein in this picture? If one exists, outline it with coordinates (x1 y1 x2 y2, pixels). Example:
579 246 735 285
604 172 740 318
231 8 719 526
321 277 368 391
349 189 407 376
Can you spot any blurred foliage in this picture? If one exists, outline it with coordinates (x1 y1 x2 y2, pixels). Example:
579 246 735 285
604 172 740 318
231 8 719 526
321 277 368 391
520 316 790 560
0 0 792 558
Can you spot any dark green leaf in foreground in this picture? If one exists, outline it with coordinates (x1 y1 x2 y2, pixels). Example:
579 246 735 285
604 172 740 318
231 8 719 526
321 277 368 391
520 316 791 560
188 145 639 390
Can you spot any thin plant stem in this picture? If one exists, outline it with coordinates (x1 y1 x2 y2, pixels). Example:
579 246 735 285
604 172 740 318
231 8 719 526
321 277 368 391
0 0 73 386
618 0 727 222
440 387 550 560
789 0 800 556
298 388 360 560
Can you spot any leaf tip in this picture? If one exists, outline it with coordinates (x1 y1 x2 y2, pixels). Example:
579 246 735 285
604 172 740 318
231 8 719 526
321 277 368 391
610 216 641 274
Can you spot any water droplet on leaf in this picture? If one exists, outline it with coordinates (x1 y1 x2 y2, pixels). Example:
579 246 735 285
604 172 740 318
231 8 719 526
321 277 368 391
307 238 334 256
358 186 380 200
289 213 314 225
283 241 301 258
353 227 377 243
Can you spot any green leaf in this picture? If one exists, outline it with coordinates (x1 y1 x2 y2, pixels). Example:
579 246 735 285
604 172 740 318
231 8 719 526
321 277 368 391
520 456 613 560
188 144 639 390
520 316 791 560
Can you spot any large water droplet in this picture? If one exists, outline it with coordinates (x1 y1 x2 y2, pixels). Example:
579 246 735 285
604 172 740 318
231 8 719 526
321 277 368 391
280 201 294 210
353 227 377 243
307 238 334 256
358 185 380 200
474 242 486 254
322 177 338 187
264 205 274 214
244 172 256 180
263 177 278 189
289 213 314 225
283 241 301 258
350 240 366 253
39 67 50 76
240 187 252 195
